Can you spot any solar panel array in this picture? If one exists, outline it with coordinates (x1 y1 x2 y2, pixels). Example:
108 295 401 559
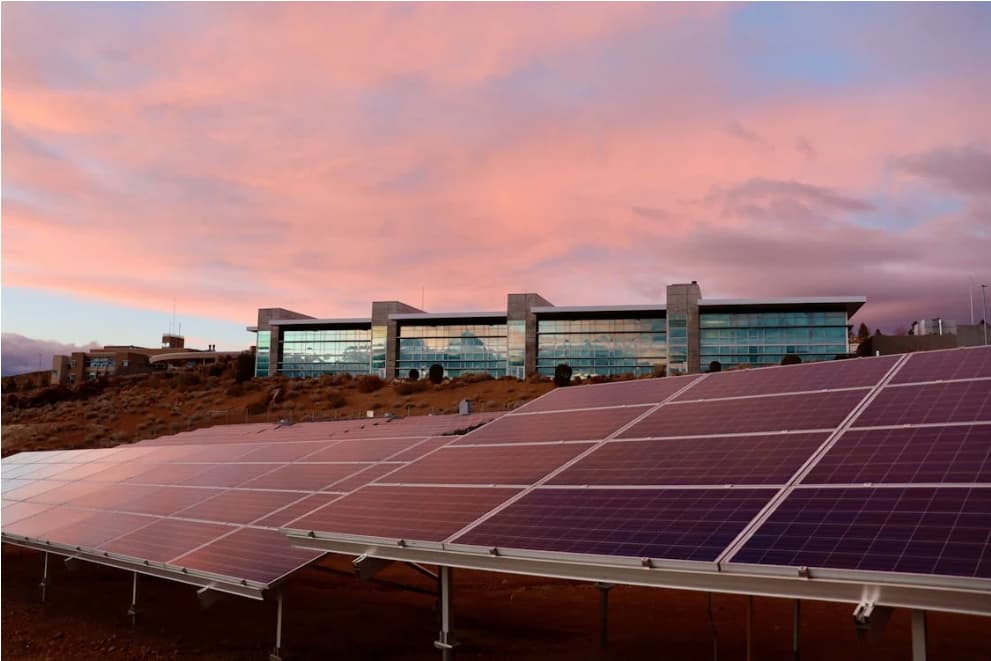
1 413 500 594
283 347 991 588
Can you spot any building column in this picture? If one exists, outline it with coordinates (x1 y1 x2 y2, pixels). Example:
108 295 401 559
665 282 702 375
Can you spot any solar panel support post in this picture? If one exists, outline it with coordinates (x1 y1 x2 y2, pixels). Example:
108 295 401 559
434 566 458 660
595 582 614 648
39 551 49 603
128 572 140 625
792 600 800 661
911 610 927 661
269 589 284 661
745 595 753 661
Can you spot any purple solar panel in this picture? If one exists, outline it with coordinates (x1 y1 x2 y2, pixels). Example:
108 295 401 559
386 443 594 485
178 463 282 488
454 487 776 561
550 433 830 486
854 381 991 427
42 510 154 548
72 485 222 516
518 376 698 413
176 489 304 524
388 437 451 461
2 506 94 540
236 441 336 462
326 463 402 492
621 390 868 439
891 346 991 384
732 487 991 578
675 355 899 402
101 518 231 563
240 463 371 491
123 463 214 486
254 493 342 528
26 480 110 505
288 485 518 541
803 425 991 484
454 406 651 446
0 501 51 526
303 437 426 462
172 527 324 585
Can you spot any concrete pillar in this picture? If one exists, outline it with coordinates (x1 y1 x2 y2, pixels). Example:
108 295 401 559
507 293 553 377
665 282 702 374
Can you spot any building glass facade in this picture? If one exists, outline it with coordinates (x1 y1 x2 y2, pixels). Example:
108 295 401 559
507 320 526 379
371 325 388 376
397 323 508 378
666 314 688 375
255 330 271 377
699 311 849 368
278 328 372 377
536 318 667 377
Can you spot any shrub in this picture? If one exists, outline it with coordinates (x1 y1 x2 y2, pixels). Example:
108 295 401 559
408 368 420 381
781 354 802 366
428 364 444 384
707 361 722 373
176 372 201 387
327 391 348 408
234 352 255 383
245 395 269 415
460 372 494 384
394 380 430 396
553 363 573 387
225 382 246 398
207 363 225 378
356 375 385 393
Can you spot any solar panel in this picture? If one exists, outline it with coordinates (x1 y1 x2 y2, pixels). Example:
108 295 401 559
549 433 830 486
287 485 518 541
453 406 651 446
891 345 991 384
517 375 698 413
383 443 595 485
453 487 776 561
804 425 991 485
854 381 991 427
102 519 233 563
620 390 868 438
731 487 991 578
176 489 304 524
674 355 899 402
171 527 323 585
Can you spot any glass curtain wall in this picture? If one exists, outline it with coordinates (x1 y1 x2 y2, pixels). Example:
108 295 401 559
255 330 271 377
398 323 508 378
279 328 372 377
700 311 848 368
536 318 667 377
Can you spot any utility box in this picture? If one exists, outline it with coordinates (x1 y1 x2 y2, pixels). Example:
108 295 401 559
458 399 472 415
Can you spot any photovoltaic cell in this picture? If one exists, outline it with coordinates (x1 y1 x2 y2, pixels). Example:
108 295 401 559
803 425 991 485
172 527 324 585
175 489 304 524
519 376 697 413
325 463 402 492
733 487 991 578
674 356 899 402
621 390 867 439
854 381 991 427
236 441 336 462
288 486 518 541
550 434 830 486
454 406 651 446
388 437 451 462
385 443 594 485
240 463 371 492
0 501 51 526
303 437 426 462
255 493 342 528
891 346 991 384
42 510 153 548
122 463 214 486
101 518 231 563
177 463 282 488
2 506 93 540
454 488 776 561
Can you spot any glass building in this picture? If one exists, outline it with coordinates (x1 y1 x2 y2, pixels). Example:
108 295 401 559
250 286 864 379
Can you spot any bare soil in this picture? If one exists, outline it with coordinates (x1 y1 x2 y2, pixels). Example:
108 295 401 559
2 547 988 660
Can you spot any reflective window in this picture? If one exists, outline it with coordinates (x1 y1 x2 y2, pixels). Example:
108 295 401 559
278 328 372 378
700 311 849 368
398 323 508 378
537 317 667 378
255 331 271 377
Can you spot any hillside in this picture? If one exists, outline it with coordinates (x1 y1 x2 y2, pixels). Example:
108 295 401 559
0 368 556 457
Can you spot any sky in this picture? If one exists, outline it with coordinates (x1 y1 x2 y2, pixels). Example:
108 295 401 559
2 3 990 373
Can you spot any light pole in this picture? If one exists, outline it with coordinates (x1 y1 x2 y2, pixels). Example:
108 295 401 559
982 284 989 346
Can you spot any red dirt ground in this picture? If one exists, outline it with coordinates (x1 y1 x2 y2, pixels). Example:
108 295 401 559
2 546 988 660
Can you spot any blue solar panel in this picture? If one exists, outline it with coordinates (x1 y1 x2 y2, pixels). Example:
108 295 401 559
453 487 776 561
732 487 991 578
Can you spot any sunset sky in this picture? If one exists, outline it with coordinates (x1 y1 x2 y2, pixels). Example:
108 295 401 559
2 3 990 363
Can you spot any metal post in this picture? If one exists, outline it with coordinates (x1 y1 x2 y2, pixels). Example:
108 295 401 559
434 566 457 660
792 600 800 661
40 551 49 602
706 592 718 661
269 590 284 661
128 572 139 624
596 582 614 648
981 285 989 345
746 596 753 661
911 610 927 661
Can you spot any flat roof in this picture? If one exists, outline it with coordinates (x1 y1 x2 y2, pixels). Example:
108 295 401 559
699 296 866 315
390 311 506 321
271 317 372 326
532 305 667 314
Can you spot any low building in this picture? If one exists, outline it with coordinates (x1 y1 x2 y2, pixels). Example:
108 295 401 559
249 283 864 379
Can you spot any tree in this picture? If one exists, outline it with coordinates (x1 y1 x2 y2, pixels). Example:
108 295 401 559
856 322 870 341
428 363 444 384
408 368 420 381
553 363 573 387
5 377 17 393
781 354 802 366
707 361 722 373
234 352 255 383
